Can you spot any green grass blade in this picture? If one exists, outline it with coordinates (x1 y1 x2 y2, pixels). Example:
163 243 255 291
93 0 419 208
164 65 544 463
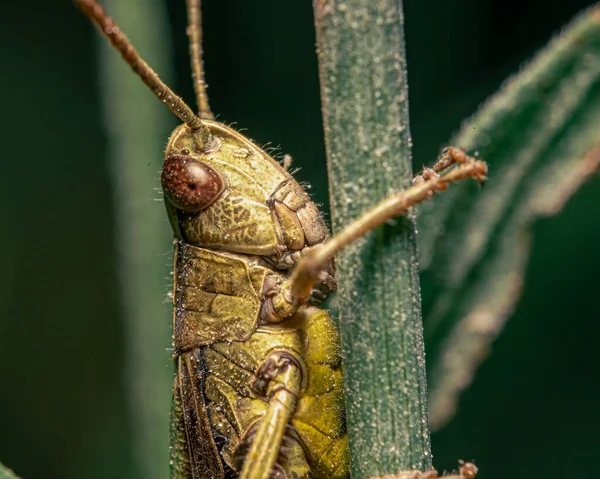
313 1 432 477
417 5 600 430
95 2 175 477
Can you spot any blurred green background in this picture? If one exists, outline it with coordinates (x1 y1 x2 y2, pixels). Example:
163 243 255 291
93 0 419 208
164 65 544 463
1 1 599 478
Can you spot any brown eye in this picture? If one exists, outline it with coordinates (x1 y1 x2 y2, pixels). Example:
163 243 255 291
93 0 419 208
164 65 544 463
161 155 224 212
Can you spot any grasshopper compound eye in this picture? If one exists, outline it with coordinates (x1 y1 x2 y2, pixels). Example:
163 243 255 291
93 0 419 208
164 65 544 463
161 154 224 212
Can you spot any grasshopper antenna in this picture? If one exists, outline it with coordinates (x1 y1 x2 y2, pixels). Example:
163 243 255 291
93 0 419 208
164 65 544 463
75 0 212 151
186 0 213 120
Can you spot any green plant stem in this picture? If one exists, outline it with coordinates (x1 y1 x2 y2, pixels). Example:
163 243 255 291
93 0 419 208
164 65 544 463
313 1 432 477
96 2 174 478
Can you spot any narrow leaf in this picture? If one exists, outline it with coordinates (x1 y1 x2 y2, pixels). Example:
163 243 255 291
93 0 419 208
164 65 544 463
0 463 20 479
417 6 600 430
96 1 174 477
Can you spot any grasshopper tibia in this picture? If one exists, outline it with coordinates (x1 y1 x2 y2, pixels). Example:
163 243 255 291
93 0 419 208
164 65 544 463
413 146 473 183
236 352 305 479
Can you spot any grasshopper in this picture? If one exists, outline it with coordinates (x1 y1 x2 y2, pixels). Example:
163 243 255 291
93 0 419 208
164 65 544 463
75 1 487 478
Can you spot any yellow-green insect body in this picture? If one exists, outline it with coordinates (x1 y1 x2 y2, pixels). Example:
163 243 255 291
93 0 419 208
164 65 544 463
165 122 348 478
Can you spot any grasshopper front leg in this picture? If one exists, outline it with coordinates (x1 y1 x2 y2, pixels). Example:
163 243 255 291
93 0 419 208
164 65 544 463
237 351 305 479
265 148 487 315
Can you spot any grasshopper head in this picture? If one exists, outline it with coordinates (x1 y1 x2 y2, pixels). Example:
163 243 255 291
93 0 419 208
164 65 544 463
161 122 291 256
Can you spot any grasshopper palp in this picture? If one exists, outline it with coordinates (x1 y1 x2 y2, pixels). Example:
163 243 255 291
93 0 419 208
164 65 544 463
75 1 486 478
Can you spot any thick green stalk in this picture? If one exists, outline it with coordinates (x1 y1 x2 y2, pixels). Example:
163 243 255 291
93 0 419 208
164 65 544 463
96 2 174 478
313 1 432 477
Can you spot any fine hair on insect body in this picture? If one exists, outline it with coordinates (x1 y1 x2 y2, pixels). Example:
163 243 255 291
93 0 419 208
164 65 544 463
75 1 487 478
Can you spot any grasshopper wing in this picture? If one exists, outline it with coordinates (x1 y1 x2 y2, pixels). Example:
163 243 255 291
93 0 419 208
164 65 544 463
171 349 225 479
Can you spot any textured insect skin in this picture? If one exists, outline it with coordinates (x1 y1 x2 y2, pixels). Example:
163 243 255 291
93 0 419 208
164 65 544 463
164 122 349 478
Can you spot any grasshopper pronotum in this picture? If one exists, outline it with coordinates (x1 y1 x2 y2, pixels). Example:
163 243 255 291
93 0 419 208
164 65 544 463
75 1 487 477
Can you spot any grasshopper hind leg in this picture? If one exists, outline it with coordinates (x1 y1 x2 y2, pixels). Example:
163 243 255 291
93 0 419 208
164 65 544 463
233 426 310 479
234 350 307 479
